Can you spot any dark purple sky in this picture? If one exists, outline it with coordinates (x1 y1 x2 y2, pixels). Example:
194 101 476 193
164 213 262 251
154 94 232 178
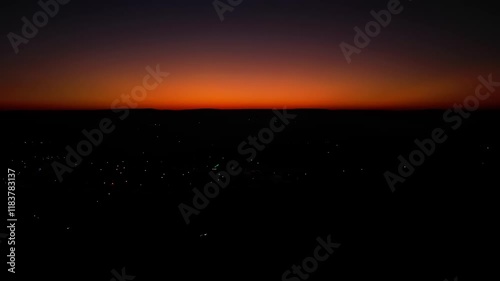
1 0 499 109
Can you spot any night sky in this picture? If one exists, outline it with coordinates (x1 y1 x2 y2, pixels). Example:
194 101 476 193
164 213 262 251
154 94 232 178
1 0 499 110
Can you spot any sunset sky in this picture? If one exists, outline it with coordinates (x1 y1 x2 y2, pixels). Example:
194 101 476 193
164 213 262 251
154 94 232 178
1 0 499 110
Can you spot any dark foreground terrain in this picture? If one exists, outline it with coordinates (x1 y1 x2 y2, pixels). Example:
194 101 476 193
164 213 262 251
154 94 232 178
1 109 498 281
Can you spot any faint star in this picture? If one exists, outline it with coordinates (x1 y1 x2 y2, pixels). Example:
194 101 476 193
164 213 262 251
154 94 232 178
0 233 7 242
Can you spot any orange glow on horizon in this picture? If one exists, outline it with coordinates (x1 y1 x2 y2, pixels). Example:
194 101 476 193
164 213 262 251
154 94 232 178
2 44 499 111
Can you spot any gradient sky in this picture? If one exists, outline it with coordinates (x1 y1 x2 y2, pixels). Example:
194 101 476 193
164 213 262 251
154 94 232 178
1 0 499 110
